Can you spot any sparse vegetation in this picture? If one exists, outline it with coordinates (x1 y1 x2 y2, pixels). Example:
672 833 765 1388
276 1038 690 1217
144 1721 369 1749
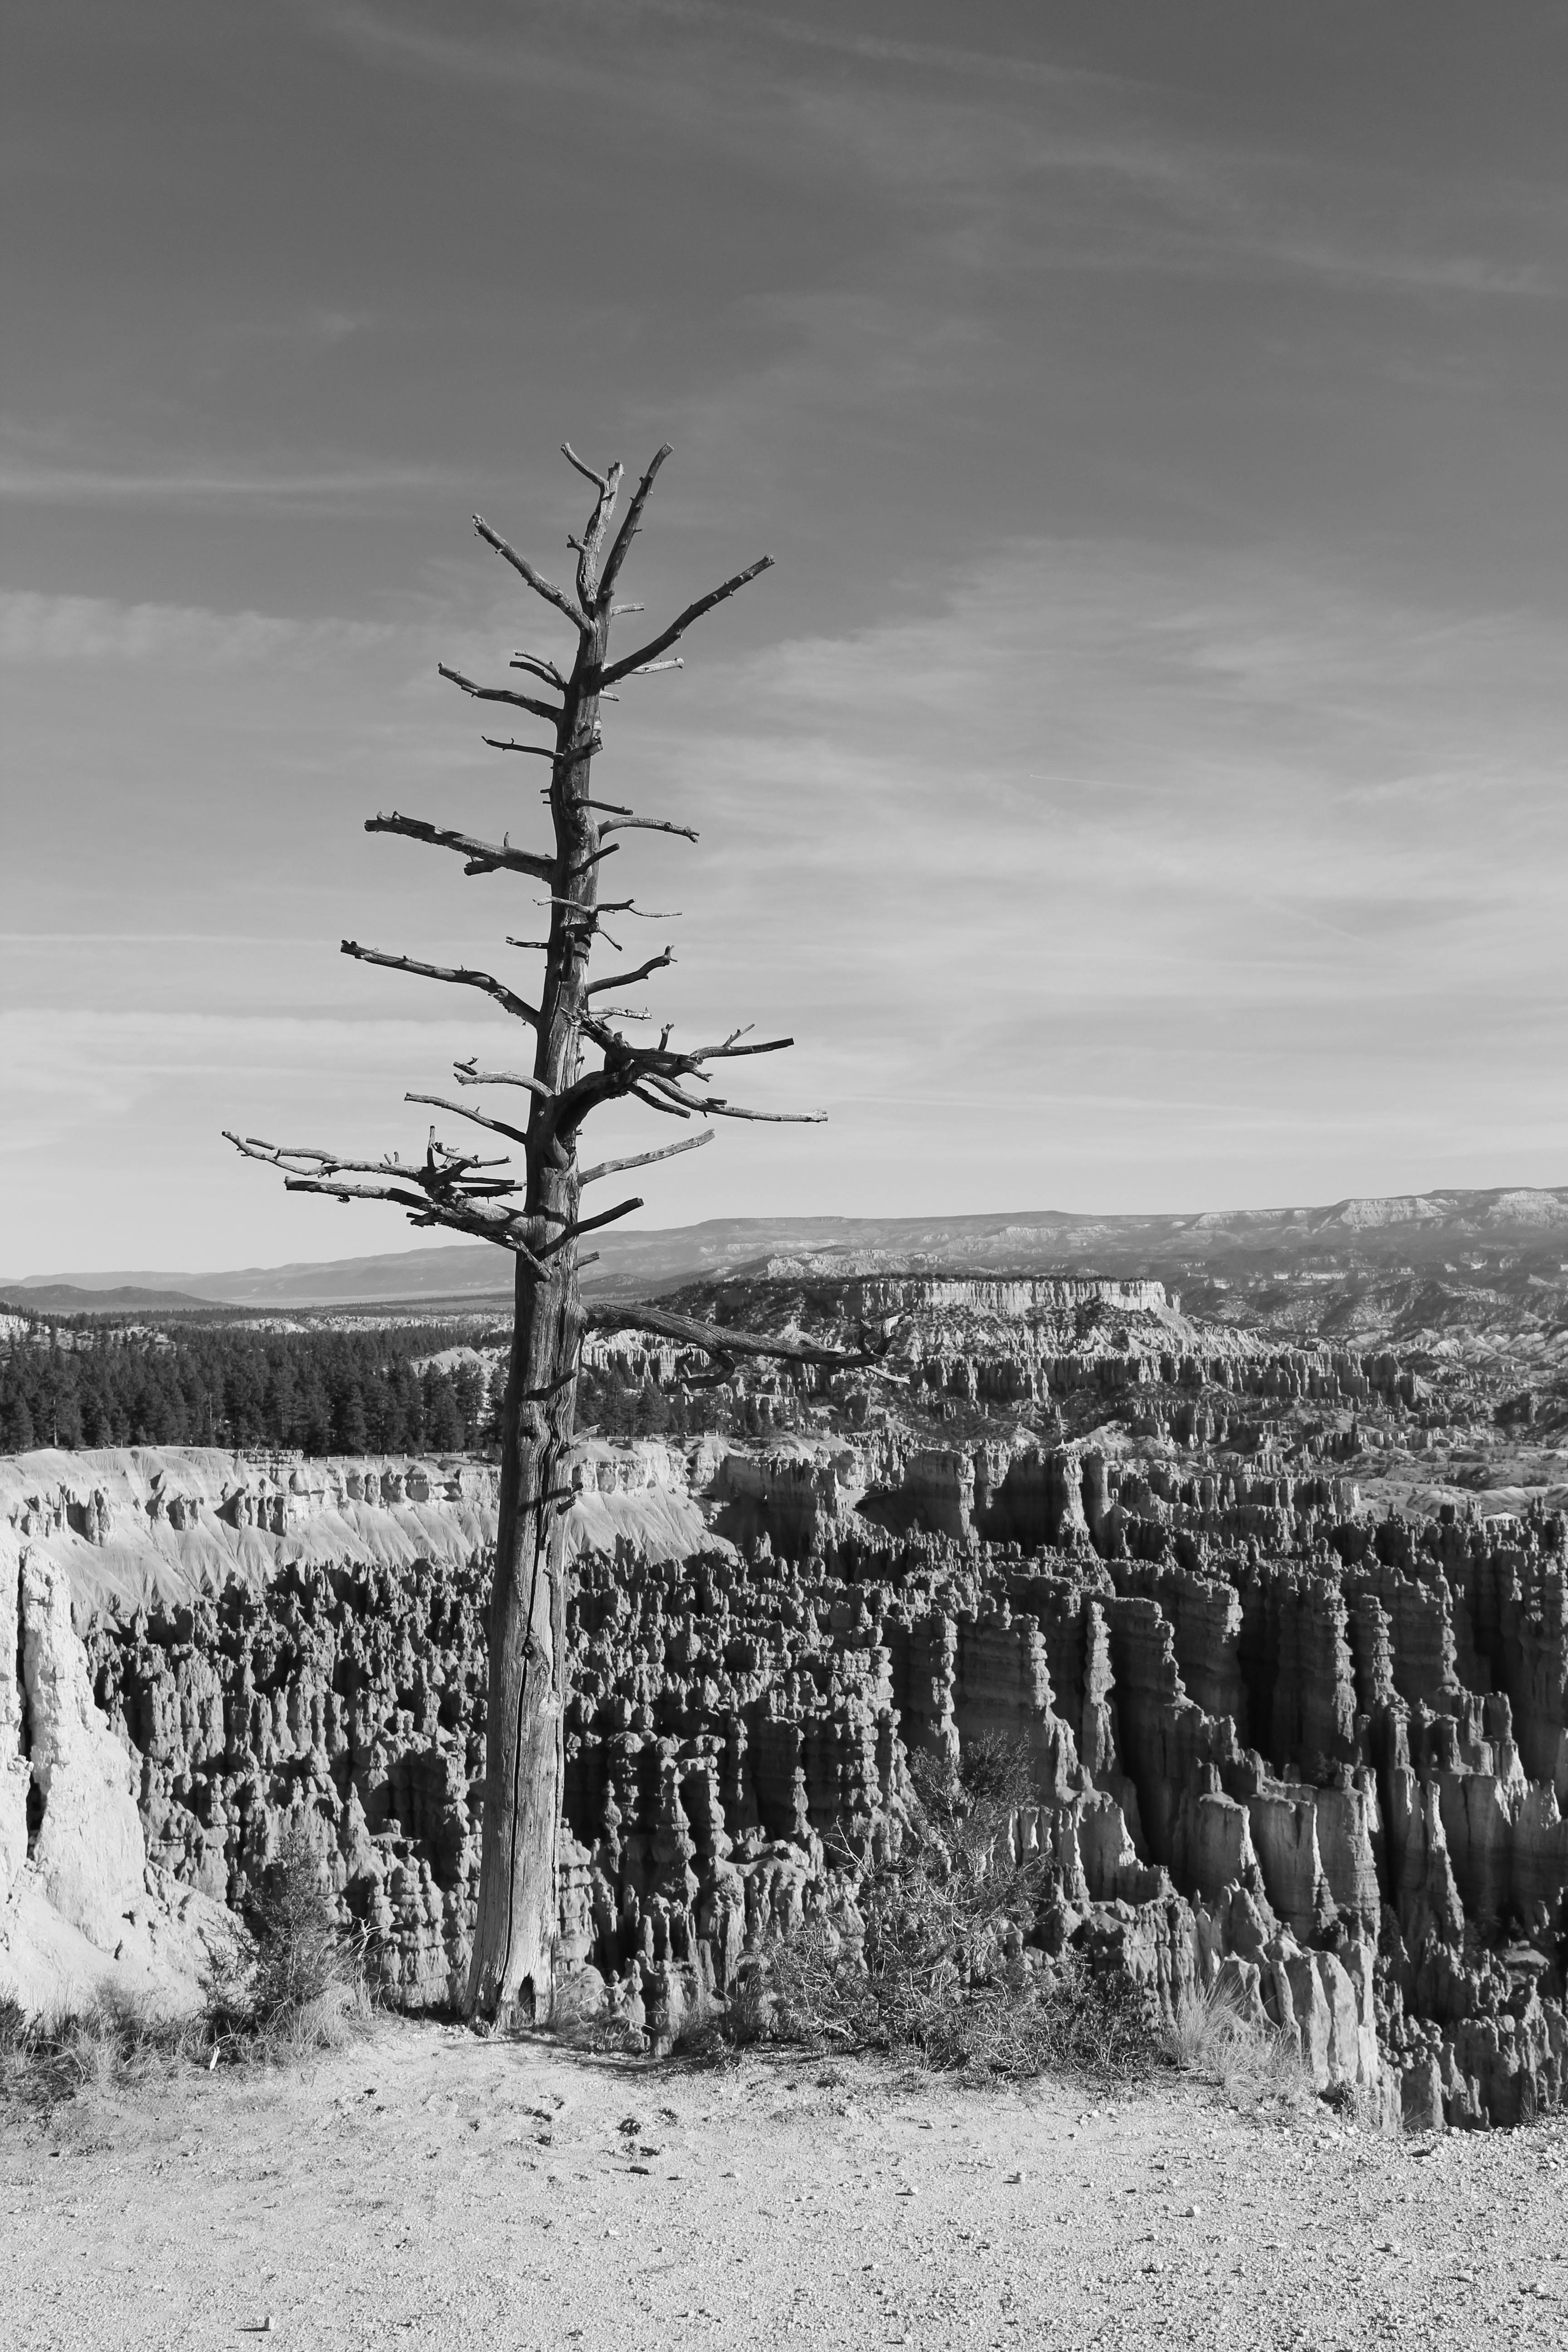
1161 1977 1312 2112
0 1991 199 2113
706 1736 1160 2083
0 1825 369 2115
205 1819 373 2060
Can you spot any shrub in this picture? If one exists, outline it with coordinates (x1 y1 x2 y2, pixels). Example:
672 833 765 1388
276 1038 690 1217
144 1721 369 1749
716 1736 1160 2085
0 1826 369 2114
209 1818 371 2058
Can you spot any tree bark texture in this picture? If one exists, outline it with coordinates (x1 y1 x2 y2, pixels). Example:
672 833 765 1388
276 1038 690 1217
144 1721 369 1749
465 608 607 2025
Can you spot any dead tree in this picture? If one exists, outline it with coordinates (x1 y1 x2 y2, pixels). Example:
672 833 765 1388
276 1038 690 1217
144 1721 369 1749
227 443 879 2026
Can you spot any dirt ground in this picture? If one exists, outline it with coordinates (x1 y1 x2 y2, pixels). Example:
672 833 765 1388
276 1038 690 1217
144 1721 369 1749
3 2021 1564 2351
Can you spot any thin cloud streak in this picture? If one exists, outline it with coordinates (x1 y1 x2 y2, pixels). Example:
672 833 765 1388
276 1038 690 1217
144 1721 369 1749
314 0 1564 304
0 451 459 508
0 591 399 664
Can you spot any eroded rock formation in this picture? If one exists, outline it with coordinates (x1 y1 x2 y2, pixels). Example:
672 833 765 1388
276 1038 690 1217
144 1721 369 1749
0 1538 234 2013
10 1440 1555 2128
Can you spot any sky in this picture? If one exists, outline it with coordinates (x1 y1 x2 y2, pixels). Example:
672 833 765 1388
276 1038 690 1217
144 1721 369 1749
4 0 1567 1274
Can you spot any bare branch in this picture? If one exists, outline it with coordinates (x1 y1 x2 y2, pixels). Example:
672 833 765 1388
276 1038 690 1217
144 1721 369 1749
580 1129 714 1185
592 897 683 920
609 602 643 616
625 657 683 676
453 1058 553 1097
563 841 620 878
538 1196 643 1256
343 940 541 1028
629 1084 691 1118
696 1100 826 1125
598 441 673 604
585 947 674 997
225 1132 418 1181
600 817 699 842
584 1302 887 1370
633 1068 822 1125
484 730 602 762
283 1174 433 1210
566 451 625 609
366 811 556 882
559 442 608 493
472 514 587 632
553 731 603 764
686 1033 794 1062
509 650 567 690
228 1139 517 1207
281 1171 551 1274
438 662 561 725
225 1127 559 1273
603 554 774 684
405 1091 530 1149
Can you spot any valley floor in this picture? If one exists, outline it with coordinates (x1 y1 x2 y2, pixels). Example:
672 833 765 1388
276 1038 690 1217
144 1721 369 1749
2 2024 1564 2351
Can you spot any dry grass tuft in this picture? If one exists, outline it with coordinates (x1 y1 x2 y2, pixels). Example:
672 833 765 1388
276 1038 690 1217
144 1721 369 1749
1162 1979 1312 2112
0 1991 203 2112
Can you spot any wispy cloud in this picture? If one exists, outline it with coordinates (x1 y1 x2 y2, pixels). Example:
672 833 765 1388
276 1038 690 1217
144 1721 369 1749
309 0 1563 304
0 463 453 506
0 423 457 508
0 590 400 665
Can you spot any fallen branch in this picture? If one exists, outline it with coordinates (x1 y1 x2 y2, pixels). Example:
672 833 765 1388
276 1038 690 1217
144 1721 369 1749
583 1302 893 1369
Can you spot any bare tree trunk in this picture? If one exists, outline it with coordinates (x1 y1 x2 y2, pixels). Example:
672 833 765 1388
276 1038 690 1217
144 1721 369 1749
466 606 605 2024
466 1251 579 2023
225 441 837 2030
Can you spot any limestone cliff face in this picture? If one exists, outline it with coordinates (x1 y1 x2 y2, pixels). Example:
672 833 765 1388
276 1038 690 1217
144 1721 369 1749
0 1444 710 1618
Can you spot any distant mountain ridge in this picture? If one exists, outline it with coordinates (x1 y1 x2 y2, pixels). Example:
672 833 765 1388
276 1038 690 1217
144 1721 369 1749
4 1184 1565 1313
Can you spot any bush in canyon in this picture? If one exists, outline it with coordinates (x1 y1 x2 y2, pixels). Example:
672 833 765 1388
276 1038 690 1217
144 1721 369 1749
205 1820 372 2058
0 1833 368 2112
724 1735 1160 2083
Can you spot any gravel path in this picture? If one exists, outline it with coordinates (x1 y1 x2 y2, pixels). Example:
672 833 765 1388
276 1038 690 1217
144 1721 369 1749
3 2022 1564 2349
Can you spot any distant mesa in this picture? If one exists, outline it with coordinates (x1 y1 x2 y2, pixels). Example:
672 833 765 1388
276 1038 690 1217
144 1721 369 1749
6 1181 1567 1317
0 1282 215 1315
4 1182 1566 1318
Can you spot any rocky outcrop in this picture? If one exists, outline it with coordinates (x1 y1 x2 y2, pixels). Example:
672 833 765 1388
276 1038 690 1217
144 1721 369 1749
0 1538 235 2013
